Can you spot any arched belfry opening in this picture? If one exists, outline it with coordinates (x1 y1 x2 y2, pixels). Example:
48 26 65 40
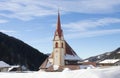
61 42 63 48
55 42 58 48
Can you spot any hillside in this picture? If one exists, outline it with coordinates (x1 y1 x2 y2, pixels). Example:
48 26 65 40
0 32 48 71
84 47 120 62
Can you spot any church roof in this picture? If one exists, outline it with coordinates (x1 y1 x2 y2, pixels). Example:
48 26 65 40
65 41 77 55
65 41 81 60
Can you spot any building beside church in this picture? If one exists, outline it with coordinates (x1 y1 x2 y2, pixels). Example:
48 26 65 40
98 59 120 66
40 11 81 72
0 61 10 72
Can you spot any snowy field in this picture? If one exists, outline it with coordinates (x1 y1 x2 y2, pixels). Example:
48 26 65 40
0 66 120 78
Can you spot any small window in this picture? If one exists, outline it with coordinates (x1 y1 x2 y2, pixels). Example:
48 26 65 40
55 42 58 48
61 43 63 48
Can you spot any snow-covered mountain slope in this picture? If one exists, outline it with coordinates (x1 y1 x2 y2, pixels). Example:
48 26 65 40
0 66 120 78
84 47 120 62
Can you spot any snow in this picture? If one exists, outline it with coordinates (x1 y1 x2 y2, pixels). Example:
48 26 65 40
8 65 20 72
97 56 101 59
99 59 120 64
62 68 71 72
84 60 89 62
46 61 52 68
0 61 10 68
65 54 80 60
0 66 120 78
117 51 120 54
53 65 59 70
80 65 95 69
106 52 111 55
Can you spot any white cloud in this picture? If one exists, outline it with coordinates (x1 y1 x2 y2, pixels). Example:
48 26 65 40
0 30 16 33
65 29 120 39
0 19 8 23
0 0 57 21
63 18 120 31
61 0 120 14
0 0 120 21
62 17 120 39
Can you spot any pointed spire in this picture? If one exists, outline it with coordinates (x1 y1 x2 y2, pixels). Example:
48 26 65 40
57 9 61 31
55 10 63 38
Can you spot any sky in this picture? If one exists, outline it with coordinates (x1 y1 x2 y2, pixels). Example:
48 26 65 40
0 0 120 59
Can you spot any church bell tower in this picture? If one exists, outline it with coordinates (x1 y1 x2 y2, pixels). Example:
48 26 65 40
39 10 81 71
53 11 65 66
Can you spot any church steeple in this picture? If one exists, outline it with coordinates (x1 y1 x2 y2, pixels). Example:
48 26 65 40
52 10 65 66
54 10 63 40
39 10 81 71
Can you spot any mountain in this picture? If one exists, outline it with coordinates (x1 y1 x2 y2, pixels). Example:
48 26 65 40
0 32 48 71
84 48 120 63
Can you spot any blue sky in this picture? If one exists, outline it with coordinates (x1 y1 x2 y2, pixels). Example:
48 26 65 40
0 0 120 59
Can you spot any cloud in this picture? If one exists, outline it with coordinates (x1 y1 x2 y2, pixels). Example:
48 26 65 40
63 18 120 32
0 0 120 21
0 30 16 33
61 17 120 39
65 29 120 39
59 0 120 14
0 19 8 23
0 0 56 21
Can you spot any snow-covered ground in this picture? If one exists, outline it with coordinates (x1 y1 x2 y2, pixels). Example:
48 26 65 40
0 66 120 78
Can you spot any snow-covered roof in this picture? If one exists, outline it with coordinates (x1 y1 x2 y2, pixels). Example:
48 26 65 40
65 54 81 60
117 51 120 54
84 60 89 62
8 65 20 72
99 59 120 64
0 61 10 68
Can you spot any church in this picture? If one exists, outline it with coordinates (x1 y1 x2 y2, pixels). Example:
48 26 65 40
40 11 81 71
